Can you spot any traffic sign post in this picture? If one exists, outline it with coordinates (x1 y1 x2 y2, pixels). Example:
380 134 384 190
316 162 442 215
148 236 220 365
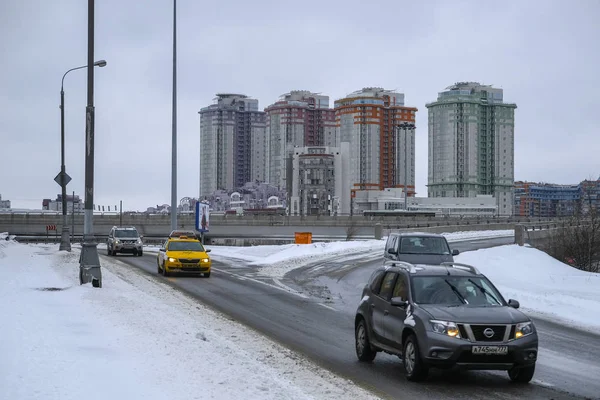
54 170 72 252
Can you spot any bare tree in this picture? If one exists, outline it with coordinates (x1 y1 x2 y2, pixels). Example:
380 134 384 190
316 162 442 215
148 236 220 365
346 217 360 241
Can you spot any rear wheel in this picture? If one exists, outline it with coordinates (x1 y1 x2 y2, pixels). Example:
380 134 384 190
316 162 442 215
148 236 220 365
355 319 376 362
508 364 535 383
403 334 429 381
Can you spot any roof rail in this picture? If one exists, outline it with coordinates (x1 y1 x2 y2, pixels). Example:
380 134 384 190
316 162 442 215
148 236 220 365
440 262 480 275
384 260 419 273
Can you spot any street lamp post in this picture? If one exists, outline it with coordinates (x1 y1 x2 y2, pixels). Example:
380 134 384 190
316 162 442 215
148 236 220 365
79 0 103 288
171 0 178 231
58 60 106 252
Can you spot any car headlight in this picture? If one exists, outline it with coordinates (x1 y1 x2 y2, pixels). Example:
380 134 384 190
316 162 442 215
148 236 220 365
137 238 142 244
114 239 120 244
515 322 534 339
201 258 209 263
168 257 177 263
430 320 461 338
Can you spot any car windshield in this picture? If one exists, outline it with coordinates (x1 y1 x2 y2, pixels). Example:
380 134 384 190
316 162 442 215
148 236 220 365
399 237 450 255
114 230 139 238
411 276 504 306
168 241 205 252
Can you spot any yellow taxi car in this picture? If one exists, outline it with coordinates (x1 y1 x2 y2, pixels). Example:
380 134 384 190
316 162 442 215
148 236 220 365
157 236 211 277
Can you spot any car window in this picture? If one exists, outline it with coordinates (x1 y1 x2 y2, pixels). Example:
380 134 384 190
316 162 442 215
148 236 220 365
411 276 504 306
399 237 450 255
392 273 409 301
378 272 397 300
114 230 139 238
369 270 386 295
385 236 397 254
167 241 205 252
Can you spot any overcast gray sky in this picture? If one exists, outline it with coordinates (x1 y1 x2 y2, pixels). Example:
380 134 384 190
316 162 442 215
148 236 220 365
1 0 598 211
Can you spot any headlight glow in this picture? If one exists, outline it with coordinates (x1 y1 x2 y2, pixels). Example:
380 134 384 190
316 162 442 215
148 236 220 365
515 321 533 339
430 320 461 338
201 258 209 263
168 257 177 263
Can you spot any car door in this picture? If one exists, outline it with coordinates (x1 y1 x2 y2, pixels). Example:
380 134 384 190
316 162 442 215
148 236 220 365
371 271 398 344
384 272 410 349
158 240 168 263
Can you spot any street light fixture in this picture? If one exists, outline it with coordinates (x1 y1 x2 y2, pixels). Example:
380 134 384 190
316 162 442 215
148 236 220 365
57 59 107 252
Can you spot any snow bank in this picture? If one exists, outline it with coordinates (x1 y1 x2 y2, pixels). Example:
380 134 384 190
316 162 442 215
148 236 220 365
0 240 380 400
457 245 600 332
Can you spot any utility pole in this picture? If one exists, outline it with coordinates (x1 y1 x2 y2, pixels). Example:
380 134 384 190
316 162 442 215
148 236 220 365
170 0 178 231
79 0 102 288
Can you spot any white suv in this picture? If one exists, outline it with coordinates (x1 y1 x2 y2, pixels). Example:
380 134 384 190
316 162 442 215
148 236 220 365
107 226 143 256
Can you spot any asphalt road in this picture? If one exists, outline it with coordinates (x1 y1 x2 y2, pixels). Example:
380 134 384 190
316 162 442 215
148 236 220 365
111 238 599 400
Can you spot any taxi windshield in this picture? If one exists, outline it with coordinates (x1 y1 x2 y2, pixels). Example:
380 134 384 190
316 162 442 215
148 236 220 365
168 241 205 252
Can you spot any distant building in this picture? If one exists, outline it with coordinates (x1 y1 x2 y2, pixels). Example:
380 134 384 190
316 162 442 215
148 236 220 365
353 188 497 217
265 90 336 191
0 194 10 209
334 87 418 201
426 82 516 216
198 93 267 197
42 194 83 213
289 144 350 216
514 179 600 217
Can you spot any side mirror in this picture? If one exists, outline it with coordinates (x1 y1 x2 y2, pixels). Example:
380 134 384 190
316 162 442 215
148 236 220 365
452 249 460 256
139 235 144 239
390 297 409 308
205 249 211 253
387 248 397 255
159 248 166 252
508 299 520 309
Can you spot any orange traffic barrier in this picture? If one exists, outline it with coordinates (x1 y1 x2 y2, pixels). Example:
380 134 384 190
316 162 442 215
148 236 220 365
294 232 312 244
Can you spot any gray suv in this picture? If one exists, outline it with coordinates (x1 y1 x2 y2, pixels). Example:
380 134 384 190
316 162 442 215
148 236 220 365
354 261 538 383
107 226 143 256
385 232 459 265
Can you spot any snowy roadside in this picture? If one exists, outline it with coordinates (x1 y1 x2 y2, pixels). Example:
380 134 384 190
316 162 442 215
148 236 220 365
0 235 381 400
203 229 515 279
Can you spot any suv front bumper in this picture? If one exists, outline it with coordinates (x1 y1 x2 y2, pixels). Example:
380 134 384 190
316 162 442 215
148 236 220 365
420 330 538 370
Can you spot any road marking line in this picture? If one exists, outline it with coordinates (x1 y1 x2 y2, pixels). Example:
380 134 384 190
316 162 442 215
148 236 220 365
273 278 309 299
213 268 308 299
531 379 555 388
318 303 337 311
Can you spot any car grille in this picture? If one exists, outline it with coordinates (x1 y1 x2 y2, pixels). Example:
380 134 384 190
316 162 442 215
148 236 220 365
122 240 136 244
469 325 507 342
179 258 200 263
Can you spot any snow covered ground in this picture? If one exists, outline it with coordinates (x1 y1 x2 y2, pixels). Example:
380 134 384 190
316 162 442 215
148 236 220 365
0 233 380 400
456 245 600 332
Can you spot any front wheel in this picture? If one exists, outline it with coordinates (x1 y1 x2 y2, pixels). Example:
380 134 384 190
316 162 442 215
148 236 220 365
355 319 376 362
508 364 535 383
162 263 169 277
403 334 429 381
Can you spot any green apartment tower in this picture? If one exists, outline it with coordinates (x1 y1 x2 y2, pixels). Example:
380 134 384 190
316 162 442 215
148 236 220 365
426 82 516 216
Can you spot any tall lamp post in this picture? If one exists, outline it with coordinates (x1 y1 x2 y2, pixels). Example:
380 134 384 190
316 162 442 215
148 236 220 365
171 0 178 231
79 0 103 288
58 60 106 252
396 122 416 211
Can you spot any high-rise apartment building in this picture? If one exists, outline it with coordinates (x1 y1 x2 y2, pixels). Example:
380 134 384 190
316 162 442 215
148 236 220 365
426 82 516 216
198 94 266 198
264 91 336 191
334 88 417 208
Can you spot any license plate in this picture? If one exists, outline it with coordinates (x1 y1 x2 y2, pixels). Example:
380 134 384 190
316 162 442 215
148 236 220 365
182 263 197 267
472 345 508 355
